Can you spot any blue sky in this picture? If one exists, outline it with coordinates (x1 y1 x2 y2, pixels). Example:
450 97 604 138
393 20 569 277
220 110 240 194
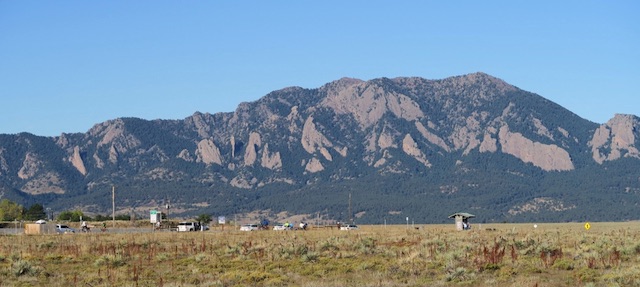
1 1 638 136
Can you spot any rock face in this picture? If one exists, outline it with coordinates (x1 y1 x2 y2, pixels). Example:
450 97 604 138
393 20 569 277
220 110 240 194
196 139 223 165
301 117 333 161
0 149 9 176
261 144 282 170
18 152 40 180
244 132 262 166
0 72 638 223
415 121 450 152
305 158 325 173
69 146 87 175
402 134 430 167
320 78 424 128
498 125 574 171
590 114 640 163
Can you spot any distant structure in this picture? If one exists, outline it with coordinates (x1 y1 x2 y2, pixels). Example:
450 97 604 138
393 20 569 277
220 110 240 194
24 223 56 235
448 212 475 231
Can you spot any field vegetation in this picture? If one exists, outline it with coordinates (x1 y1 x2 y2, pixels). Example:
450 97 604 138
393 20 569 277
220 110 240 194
1 222 639 286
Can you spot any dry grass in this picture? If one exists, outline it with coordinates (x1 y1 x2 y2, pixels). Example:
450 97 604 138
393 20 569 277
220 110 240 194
1 222 640 286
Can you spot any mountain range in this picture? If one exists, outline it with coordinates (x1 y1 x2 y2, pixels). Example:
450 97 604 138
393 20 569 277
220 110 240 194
1 72 639 224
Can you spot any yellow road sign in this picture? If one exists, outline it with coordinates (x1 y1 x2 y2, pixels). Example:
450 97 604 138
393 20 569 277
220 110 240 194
584 222 591 230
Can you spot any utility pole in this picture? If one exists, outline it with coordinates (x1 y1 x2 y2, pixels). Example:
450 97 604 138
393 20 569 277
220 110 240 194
166 199 170 222
112 186 115 228
348 192 352 224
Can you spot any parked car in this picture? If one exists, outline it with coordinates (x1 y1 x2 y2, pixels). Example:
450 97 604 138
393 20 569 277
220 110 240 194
273 224 292 231
177 222 200 232
56 224 76 233
340 224 359 231
35 219 47 224
240 224 259 231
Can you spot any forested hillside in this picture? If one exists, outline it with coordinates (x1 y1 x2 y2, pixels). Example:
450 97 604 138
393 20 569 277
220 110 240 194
1 73 639 223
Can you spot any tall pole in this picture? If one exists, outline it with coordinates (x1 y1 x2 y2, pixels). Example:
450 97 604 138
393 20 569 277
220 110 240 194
112 186 115 227
348 192 352 224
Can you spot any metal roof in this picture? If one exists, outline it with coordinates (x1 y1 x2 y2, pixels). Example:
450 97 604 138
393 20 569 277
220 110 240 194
448 212 476 219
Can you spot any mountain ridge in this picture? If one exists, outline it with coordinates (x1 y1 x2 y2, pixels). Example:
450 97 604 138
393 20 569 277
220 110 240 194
1 72 639 223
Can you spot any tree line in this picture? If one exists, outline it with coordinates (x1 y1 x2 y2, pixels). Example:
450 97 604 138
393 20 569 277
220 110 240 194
0 199 131 222
1 198 215 225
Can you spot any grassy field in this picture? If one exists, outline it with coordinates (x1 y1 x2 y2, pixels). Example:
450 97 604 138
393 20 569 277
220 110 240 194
1 222 639 286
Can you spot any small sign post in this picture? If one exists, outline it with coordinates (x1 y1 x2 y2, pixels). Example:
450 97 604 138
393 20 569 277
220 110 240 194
218 216 226 231
150 210 158 223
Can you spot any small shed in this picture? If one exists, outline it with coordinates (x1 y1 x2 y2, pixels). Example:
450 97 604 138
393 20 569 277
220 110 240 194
24 223 57 235
448 212 475 231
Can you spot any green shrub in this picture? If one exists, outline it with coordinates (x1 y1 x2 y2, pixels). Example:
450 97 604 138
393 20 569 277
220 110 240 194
446 267 469 282
94 254 126 268
12 260 41 277
553 258 574 270
356 237 377 254
156 252 170 262
301 252 319 262
320 241 339 252
574 267 599 283
497 265 517 279
482 263 501 271
37 241 56 249
194 253 207 262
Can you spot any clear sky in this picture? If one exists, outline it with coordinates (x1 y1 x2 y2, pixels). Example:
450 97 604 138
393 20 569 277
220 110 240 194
1 1 638 136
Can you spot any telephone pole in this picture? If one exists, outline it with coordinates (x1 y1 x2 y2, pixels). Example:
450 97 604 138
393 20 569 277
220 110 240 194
348 192 353 224
112 186 115 227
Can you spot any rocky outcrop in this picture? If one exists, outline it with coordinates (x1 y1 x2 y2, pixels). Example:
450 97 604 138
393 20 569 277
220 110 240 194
93 153 105 169
365 132 378 154
0 149 9 176
451 126 482 155
261 143 282 170
177 149 194 162
533 118 554 140
21 172 65 194
286 106 302 134
305 158 325 173
498 125 574 171
196 139 222 165
244 132 262 166
377 130 396 149
108 145 119 164
230 175 257 189
415 121 450 152
479 132 498 153
590 114 640 163
301 117 334 161
335 147 348 157
402 134 431 167
321 79 424 128
186 112 213 138
508 197 575 215
18 152 39 179
69 146 87 176
90 119 142 165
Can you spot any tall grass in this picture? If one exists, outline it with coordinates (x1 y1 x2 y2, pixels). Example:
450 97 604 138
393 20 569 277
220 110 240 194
0 222 639 286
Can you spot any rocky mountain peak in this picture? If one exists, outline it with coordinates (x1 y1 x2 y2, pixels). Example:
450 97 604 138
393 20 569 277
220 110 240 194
1 73 639 223
322 77 364 90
